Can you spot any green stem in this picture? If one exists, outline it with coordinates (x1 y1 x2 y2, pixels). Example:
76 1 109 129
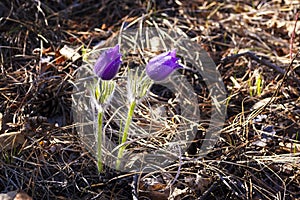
97 111 103 172
116 100 136 170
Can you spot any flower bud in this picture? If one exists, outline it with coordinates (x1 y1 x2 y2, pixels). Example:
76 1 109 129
146 50 182 81
93 45 122 80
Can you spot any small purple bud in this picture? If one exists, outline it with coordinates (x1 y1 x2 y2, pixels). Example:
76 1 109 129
93 44 122 80
146 50 182 81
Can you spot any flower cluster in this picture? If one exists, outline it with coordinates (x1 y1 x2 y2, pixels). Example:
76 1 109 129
91 44 181 171
94 45 181 82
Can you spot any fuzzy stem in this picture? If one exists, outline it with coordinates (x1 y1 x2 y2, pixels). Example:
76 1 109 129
116 100 136 170
97 111 103 172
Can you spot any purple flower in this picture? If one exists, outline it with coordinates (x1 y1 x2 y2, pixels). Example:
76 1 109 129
93 45 122 80
146 50 182 81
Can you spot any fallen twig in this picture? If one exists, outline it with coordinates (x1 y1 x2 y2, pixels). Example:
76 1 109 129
220 51 300 85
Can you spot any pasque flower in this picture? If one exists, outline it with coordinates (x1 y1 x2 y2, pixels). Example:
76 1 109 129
91 44 121 172
94 45 122 80
146 49 182 81
116 50 181 170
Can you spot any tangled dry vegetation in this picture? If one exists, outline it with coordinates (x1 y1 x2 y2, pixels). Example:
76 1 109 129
0 0 299 199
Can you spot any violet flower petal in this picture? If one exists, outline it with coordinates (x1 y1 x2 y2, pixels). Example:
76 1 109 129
146 49 182 81
93 45 122 80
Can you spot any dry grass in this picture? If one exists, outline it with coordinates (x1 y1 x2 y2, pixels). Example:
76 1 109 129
0 0 299 199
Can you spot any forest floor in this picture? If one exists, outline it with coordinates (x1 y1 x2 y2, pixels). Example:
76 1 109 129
0 0 299 199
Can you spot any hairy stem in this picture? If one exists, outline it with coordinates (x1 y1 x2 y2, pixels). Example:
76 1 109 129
97 111 103 172
116 100 136 170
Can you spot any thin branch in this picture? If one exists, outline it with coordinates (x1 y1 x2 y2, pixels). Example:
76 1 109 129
220 51 300 85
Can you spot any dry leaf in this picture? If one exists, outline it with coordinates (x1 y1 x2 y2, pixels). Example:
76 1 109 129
14 192 32 200
251 97 277 110
0 131 25 151
169 188 188 200
279 142 300 153
0 191 17 200
59 45 81 62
